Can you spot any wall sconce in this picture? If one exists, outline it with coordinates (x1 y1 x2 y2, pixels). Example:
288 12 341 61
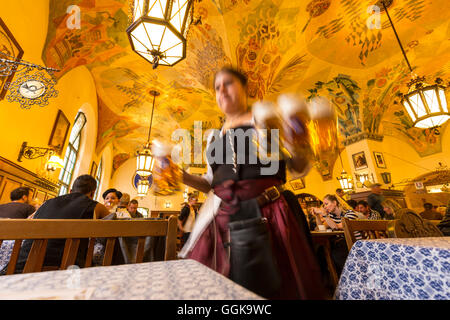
381 172 392 184
17 141 60 162
164 201 172 209
46 155 64 171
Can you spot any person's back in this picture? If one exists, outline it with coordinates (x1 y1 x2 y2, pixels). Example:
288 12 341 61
14 192 98 272
5 175 109 274
437 201 450 236
0 187 35 219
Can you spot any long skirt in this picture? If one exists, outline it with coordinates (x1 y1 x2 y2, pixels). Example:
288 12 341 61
188 178 325 300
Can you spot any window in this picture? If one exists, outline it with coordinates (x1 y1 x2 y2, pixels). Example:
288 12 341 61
58 112 87 195
94 158 103 200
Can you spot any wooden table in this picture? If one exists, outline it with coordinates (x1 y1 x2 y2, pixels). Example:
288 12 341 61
310 230 345 287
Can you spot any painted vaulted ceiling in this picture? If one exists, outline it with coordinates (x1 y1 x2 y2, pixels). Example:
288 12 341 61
41 0 450 177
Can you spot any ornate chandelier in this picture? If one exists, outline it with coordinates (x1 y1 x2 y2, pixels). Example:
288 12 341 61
126 0 194 69
382 0 449 129
136 90 159 177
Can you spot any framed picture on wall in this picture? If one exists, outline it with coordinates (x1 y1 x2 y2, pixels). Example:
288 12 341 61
373 151 386 168
289 178 306 191
352 151 368 171
90 162 97 176
0 17 24 100
48 110 70 154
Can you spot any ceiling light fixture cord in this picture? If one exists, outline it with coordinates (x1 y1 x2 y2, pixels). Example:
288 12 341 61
147 94 156 143
382 1 413 73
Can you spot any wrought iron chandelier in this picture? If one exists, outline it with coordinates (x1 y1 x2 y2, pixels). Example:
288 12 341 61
382 1 449 129
136 90 159 178
126 0 194 69
0 52 59 109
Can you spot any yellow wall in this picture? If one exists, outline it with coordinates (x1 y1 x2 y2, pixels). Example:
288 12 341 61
0 1 99 189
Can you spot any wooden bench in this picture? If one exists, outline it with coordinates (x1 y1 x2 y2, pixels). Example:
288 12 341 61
0 216 177 275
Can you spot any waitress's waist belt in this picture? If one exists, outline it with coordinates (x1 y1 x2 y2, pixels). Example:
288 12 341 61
255 185 285 207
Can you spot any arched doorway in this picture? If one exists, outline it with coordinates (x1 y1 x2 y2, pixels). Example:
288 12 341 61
403 168 450 213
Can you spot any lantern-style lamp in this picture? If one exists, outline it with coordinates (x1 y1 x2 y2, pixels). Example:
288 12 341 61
381 0 449 129
136 144 155 177
401 77 449 129
137 179 150 197
127 0 194 69
337 169 353 193
381 172 391 185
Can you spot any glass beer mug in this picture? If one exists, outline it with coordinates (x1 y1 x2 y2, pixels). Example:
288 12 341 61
151 139 182 196
278 93 311 152
252 100 285 159
307 97 338 162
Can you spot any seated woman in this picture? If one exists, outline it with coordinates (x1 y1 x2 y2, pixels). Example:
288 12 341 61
381 201 397 220
310 194 359 275
102 188 122 214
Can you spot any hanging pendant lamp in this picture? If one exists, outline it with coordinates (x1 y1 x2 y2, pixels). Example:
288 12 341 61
382 0 449 129
136 90 159 178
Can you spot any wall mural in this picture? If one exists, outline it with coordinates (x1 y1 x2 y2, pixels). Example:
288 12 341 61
41 0 450 175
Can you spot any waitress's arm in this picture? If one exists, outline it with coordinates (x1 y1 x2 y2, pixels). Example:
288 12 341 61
182 171 211 193
284 143 314 177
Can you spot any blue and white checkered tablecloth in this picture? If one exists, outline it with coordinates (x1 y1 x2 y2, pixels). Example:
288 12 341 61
335 237 450 300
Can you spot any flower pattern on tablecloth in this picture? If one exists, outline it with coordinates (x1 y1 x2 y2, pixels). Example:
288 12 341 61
0 259 263 300
335 237 450 300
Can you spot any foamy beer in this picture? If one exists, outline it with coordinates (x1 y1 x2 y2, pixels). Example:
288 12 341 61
278 93 311 151
252 101 284 155
307 97 338 161
151 139 182 195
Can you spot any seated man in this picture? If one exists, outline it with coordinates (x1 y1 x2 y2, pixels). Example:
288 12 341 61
127 199 143 218
419 203 442 220
356 200 382 220
2 175 110 274
116 193 132 218
0 187 35 219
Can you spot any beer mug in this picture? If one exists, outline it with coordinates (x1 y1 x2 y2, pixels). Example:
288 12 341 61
307 97 338 162
252 101 284 157
151 139 182 196
277 93 311 152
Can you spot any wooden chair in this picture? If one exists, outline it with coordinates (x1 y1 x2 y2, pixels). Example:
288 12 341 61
342 218 394 251
0 216 177 275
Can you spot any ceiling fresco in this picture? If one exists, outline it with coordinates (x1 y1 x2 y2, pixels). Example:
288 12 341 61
41 0 450 176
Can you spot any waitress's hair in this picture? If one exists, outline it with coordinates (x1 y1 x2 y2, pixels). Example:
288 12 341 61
213 66 248 88
324 194 340 207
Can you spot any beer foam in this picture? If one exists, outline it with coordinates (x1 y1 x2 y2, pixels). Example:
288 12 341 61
252 101 278 123
278 93 309 118
151 139 172 157
308 97 336 119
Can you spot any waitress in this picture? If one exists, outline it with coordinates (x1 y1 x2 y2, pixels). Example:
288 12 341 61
178 67 325 299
